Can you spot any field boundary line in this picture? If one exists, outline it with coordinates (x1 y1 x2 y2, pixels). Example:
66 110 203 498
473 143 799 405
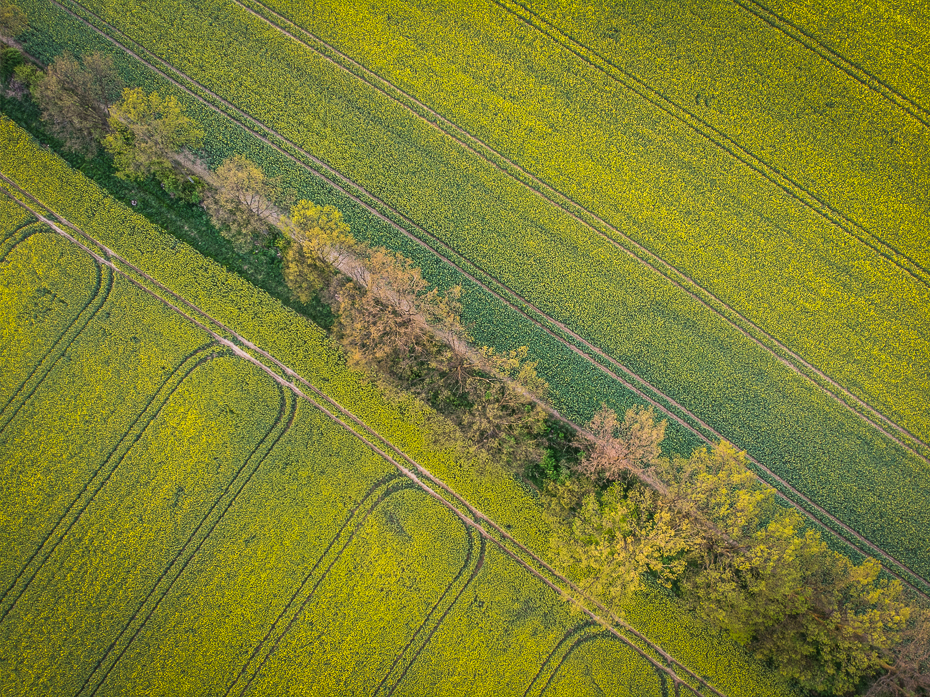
377 520 484 696
234 0 930 465
0 233 110 436
13 2 930 598
0 339 218 624
79 386 297 697
0 178 719 696
491 0 930 288
732 0 930 129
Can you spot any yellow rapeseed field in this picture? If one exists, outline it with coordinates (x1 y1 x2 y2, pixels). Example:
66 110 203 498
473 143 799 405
0 121 799 695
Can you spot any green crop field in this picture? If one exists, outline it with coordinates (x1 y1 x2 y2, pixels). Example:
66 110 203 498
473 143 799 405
0 121 800 695
12 0 930 593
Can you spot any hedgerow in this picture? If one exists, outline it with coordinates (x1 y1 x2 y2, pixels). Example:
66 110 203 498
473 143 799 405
8 0 930 587
0 117 800 695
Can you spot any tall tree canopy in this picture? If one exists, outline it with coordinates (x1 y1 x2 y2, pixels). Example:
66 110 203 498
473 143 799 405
103 87 204 198
31 52 123 156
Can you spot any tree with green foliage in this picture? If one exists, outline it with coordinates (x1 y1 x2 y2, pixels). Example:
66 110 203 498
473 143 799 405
202 155 280 250
550 479 697 607
103 87 204 200
31 52 123 156
0 45 21 83
664 443 912 695
0 0 27 43
281 199 355 302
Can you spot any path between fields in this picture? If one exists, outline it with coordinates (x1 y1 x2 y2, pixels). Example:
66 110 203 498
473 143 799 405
15 0 930 600
0 178 723 697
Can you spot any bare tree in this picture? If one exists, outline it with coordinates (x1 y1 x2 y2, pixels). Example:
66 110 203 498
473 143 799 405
573 404 666 484
867 609 930 697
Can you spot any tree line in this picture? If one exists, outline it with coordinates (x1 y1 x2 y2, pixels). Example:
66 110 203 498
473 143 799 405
1 7 928 694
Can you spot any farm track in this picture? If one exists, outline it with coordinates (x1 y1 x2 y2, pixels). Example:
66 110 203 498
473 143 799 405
524 620 600 697
224 472 406 696
0 177 722 696
79 386 297 697
493 0 930 287
0 252 112 438
377 520 484 696
0 341 219 625
234 0 930 466
37 0 930 600
732 0 930 129
232 479 424 696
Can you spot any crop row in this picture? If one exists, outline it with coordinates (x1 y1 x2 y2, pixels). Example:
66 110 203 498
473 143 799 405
752 0 930 111
0 120 800 694
23 0 930 587
250 0 930 444
0 193 678 696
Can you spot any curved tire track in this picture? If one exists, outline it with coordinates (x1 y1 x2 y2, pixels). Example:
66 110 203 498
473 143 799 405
382 529 487 697
0 219 42 261
80 385 297 697
0 246 111 437
0 342 219 624
0 183 720 693
523 620 600 697
21 3 930 601
228 476 420 697
536 630 674 697
374 512 481 696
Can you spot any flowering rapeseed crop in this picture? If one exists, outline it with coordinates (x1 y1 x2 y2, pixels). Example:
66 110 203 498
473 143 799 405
15 0 929 589
0 119 799 695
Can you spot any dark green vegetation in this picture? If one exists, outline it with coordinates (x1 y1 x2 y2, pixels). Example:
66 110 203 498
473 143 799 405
8 0 929 594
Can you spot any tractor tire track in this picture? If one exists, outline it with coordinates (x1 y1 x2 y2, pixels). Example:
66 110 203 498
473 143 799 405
0 219 41 261
80 386 297 697
29 2 930 600
230 477 420 697
235 0 930 463
222 472 402 696
732 0 930 129
1 184 719 695
492 0 930 286
0 341 219 624
374 512 481 696
0 250 111 437
536 630 667 697
382 531 487 697
523 620 600 697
